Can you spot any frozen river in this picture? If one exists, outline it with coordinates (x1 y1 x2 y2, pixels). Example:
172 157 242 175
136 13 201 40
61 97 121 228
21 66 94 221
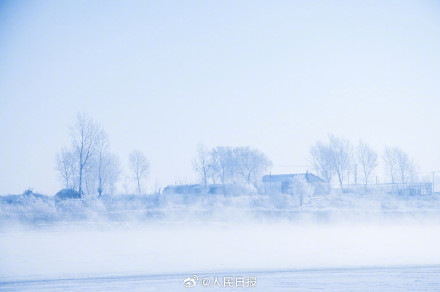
1 265 439 291
1 221 440 291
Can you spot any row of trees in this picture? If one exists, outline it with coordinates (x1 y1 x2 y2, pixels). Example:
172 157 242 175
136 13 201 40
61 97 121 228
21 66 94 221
193 145 272 188
57 115 273 196
55 113 150 197
310 135 417 188
56 115 418 196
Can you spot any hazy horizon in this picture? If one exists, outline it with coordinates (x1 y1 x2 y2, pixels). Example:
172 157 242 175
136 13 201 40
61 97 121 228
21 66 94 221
1 0 440 195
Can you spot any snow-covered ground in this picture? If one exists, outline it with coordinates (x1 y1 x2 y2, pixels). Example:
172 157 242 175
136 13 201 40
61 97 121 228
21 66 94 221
2 191 440 223
1 221 440 291
1 191 440 290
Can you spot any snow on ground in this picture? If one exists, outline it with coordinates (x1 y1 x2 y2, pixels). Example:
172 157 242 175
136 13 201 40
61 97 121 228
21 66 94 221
1 190 440 224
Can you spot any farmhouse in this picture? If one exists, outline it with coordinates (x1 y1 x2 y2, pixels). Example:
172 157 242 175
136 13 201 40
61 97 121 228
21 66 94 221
262 172 325 194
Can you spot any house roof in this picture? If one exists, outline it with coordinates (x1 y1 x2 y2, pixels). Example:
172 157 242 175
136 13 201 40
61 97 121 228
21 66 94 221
262 173 324 183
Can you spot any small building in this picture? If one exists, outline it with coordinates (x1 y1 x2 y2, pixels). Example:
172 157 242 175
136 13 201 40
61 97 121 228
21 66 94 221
262 172 325 194
163 184 205 195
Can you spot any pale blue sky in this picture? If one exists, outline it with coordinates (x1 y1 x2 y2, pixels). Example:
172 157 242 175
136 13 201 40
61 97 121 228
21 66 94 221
1 0 439 194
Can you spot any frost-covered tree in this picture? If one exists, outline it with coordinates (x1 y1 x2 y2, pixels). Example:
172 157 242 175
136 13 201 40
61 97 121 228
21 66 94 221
310 141 334 183
99 153 121 195
56 113 120 197
310 135 351 187
328 135 351 188
192 144 211 187
55 148 76 189
395 148 416 184
70 113 102 197
234 146 272 187
196 146 272 189
95 132 121 196
129 150 150 194
383 147 398 183
357 141 378 185
290 176 314 207
209 146 233 186
383 147 417 184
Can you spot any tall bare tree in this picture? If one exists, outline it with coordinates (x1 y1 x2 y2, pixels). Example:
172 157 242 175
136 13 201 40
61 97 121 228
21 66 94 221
98 153 121 196
95 132 121 196
395 148 416 184
357 140 378 185
129 150 150 194
383 147 417 184
70 113 101 197
383 147 398 184
95 131 109 196
310 141 334 183
209 146 232 187
328 135 351 189
55 148 75 189
192 144 210 187
234 146 272 187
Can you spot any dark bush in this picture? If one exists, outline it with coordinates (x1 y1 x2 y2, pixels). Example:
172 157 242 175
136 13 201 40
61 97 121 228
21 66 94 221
55 189 80 200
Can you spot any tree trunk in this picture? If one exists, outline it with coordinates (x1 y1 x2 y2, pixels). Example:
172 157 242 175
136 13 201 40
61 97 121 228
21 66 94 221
337 170 343 189
78 169 83 198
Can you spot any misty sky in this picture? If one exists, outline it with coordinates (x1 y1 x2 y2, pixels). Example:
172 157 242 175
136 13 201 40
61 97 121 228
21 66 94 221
1 0 439 195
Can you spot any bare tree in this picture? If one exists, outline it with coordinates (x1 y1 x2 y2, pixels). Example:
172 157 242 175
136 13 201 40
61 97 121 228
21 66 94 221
328 135 351 189
129 150 150 194
357 140 378 185
408 160 417 183
206 162 218 184
95 131 109 196
234 146 272 187
209 146 232 187
383 147 398 183
194 145 272 190
98 153 121 195
310 141 334 183
395 148 415 184
192 144 210 187
55 148 75 189
95 132 120 196
56 113 121 197
70 113 101 197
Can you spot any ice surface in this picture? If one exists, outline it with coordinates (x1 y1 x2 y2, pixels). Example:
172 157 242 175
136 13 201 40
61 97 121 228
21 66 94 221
1 266 439 291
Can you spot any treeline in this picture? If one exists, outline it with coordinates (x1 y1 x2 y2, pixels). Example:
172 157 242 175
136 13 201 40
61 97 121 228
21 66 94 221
55 114 420 197
310 135 417 188
56 113 150 197
192 145 272 189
